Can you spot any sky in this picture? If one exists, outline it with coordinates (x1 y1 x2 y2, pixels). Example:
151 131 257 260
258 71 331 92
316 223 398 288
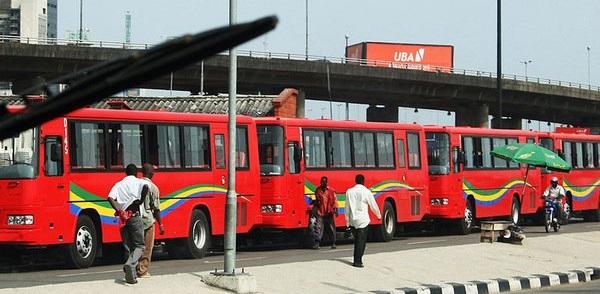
57 1 600 128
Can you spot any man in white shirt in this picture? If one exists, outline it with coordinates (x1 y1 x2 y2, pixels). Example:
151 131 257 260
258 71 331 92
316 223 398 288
107 164 148 284
345 174 381 268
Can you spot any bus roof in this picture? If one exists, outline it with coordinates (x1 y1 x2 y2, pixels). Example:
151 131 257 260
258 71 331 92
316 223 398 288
255 117 424 131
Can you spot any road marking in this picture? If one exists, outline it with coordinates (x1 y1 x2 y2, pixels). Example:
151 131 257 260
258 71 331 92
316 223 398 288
59 269 121 277
203 256 267 264
406 239 447 245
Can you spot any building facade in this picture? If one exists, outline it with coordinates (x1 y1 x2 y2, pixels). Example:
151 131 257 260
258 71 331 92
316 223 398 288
0 0 56 43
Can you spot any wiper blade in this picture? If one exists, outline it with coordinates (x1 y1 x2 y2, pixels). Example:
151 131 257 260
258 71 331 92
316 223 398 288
0 16 278 140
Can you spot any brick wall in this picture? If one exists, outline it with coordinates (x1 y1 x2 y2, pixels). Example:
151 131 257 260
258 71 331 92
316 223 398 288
272 88 298 118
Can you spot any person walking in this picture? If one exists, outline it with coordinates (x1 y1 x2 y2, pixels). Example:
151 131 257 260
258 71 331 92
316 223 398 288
313 176 338 249
107 164 148 284
344 174 381 268
137 164 164 278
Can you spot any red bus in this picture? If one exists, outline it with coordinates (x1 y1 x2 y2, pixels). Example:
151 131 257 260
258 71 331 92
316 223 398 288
539 131 600 222
424 126 541 234
255 117 429 243
0 107 261 268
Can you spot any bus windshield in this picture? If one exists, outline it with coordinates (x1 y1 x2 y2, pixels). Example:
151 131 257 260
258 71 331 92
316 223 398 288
0 128 38 179
257 125 284 175
426 132 450 175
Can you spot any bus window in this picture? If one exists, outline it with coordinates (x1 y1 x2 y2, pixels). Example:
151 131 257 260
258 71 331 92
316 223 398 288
304 130 327 168
236 127 249 169
397 139 406 168
563 142 573 168
330 131 351 168
257 125 284 175
0 128 37 179
595 143 600 168
45 136 63 176
407 132 421 169
481 138 492 168
353 131 375 168
288 141 301 174
426 132 450 175
492 138 508 168
215 134 226 169
70 122 105 169
584 142 594 168
108 123 143 169
183 125 210 169
376 133 394 168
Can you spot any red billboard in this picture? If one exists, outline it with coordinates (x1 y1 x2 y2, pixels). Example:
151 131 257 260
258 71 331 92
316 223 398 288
346 42 454 72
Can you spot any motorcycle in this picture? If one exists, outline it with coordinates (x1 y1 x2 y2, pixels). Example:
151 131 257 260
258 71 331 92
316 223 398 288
543 193 561 233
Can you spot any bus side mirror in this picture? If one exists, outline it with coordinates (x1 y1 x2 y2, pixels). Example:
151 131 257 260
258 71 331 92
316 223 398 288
294 147 303 162
452 146 462 173
50 143 63 162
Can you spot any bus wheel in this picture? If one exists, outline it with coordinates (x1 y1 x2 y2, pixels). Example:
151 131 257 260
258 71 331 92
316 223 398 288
510 197 521 225
456 200 474 235
374 201 396 242
66 215 98 269
180 210 210 259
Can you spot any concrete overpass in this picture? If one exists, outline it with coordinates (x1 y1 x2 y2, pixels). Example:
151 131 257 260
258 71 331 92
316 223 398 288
0 41 598 130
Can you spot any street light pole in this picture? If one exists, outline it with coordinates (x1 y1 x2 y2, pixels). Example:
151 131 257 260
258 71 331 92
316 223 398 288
520 60 532 77
587 46 591 86
305 0 309 59
496 0 503 129
79 0 83 43
345 34 349 120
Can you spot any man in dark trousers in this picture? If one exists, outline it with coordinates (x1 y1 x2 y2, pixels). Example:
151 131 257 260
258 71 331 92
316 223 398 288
344 174 381 268
107 164 148 284
137 163 164 278
313 176 338 249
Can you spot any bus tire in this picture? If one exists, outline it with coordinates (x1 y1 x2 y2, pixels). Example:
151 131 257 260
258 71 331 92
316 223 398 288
66 215 98 269
180 209 211 259
373 201 396 242
455 199 474 235
510 197 521 225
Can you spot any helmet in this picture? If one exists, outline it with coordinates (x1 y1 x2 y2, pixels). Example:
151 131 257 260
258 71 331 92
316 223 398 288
551 176 559 183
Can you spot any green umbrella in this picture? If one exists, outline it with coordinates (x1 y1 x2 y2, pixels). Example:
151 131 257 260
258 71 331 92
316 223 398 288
491 143 571 200
490 143 571 172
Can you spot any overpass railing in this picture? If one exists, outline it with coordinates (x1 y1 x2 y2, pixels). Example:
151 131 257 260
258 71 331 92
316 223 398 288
1 34 598 92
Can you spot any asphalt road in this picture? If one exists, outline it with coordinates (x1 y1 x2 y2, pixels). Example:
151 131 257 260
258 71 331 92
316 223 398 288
0 219 597 289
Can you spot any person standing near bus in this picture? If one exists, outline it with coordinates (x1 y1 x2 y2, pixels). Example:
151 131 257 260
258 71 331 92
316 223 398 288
345 174 381 268
313 176 338 249
137 163 164 278
107 164 148 284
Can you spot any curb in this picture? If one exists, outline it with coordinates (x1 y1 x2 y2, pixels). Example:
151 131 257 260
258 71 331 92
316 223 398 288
371 267 600 294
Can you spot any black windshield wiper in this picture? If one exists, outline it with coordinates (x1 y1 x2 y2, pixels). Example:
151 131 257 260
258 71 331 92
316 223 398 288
0 16 278 140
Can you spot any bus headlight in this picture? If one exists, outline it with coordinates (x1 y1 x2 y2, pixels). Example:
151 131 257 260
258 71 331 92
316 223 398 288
430 198 449 206
7 214 34 225
261 204 282 213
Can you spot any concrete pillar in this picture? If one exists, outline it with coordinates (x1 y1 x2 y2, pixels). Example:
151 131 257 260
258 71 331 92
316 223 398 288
491 117 523 129
503 117 522 129
366 105 398 122
455 104 489 128
11 77 46 96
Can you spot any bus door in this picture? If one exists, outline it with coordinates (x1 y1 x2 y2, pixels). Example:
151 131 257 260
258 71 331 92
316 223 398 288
398 131 427 221
41 135 66 206
285 128 304 226
213 131 228 189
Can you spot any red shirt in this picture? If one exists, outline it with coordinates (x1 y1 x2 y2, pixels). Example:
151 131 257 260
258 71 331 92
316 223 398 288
315 186 338 216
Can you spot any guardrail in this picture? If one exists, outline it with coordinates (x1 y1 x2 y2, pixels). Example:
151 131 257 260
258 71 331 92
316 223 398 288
1 34 599 92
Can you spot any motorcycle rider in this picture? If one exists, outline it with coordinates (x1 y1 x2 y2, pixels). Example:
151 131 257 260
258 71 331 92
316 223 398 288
542 176 566 223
